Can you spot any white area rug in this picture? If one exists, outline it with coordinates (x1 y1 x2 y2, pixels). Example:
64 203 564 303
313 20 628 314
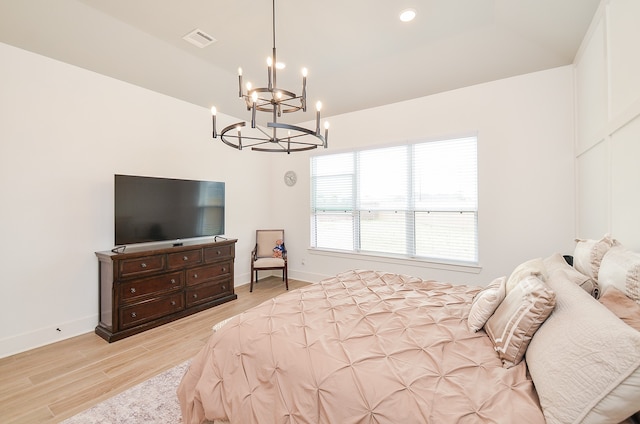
62 361 190 424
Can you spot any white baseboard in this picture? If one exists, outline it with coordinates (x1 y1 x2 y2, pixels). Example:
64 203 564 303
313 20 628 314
0 314 98 359
0 272 324 359
288 269 328 283
237 269 326 286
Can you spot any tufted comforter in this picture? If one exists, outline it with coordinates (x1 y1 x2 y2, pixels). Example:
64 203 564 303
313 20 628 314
178 270 545 423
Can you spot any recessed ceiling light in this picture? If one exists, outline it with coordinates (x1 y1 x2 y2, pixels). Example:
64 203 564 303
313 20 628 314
399 8 416 23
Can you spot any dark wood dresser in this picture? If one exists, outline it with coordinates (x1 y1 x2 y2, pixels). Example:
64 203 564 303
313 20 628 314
95 239 237 342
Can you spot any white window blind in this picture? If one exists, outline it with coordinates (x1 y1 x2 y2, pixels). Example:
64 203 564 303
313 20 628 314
311 136 478 263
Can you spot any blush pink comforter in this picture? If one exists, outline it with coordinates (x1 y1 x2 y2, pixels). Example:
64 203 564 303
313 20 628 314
178 270 545 423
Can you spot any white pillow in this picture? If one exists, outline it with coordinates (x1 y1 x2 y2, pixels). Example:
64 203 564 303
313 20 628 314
573 234 618 281
505 258 547 293
543 252 598 297
467 276 506 332
598 246 640 305
526 268 640 424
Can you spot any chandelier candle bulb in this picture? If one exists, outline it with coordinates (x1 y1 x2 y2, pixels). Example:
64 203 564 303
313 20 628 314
315 101 322 135
324 121 329 147
251 92 258 128
302 68 308 111
211 106 217 138
238 67 243 97
267 57 273 91
245 82 253 110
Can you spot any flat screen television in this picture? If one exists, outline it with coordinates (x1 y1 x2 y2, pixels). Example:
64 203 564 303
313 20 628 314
114 174 225 246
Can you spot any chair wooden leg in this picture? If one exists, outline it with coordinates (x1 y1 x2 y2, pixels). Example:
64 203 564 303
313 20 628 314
250 268 254 292
284 267 288 290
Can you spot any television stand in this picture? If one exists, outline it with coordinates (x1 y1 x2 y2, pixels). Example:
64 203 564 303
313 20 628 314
95 239 237 342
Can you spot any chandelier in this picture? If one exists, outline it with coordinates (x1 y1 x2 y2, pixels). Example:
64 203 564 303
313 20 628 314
211 0 329 153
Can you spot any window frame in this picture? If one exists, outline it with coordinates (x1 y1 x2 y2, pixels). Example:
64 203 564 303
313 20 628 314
310 134 479 268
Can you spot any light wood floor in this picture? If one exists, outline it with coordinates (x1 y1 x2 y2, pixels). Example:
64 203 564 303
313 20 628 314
0 277 308 424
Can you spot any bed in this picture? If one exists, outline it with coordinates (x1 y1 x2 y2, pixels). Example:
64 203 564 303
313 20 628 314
178 236 640 424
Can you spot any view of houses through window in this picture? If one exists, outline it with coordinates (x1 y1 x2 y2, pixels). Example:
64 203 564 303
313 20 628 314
311 136 478 263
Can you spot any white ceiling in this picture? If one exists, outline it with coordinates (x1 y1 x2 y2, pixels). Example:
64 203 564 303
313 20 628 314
0 0 600 123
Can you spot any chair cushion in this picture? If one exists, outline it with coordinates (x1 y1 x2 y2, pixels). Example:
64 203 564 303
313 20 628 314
254 257 285 268
257 230 284 257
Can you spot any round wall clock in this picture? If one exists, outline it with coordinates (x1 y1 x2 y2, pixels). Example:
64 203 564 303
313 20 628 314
284 170 297 186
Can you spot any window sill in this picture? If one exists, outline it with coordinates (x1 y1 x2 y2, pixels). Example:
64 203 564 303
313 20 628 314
307 248 482 274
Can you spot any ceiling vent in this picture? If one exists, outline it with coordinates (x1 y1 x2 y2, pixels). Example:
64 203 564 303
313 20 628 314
182 29 217 48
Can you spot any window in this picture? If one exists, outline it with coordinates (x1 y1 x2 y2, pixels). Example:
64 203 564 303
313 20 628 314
310 136 478 263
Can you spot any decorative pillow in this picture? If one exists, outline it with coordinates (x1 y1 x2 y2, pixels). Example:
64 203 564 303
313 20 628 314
599 286 640 331
526 268 640 424
484 275 556 368
505 258 547 293
598 246 640 305
573 234 618 281
467 276 507 332
543 252 598 297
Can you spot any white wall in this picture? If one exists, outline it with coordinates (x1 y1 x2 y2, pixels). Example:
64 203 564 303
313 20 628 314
0 42 272 357
574 0 640 249
271 66 577 286
0 40 578 358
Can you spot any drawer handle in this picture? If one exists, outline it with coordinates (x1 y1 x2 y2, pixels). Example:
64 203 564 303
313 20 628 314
131 312 137 318
222 285 226 290
170 278 176 284
221 267 226 272
171 301 176 306
193 293 198 299
217 250 221 255
193 273 198 279
130 288 136 293
183 256 189 261
140 263 147 268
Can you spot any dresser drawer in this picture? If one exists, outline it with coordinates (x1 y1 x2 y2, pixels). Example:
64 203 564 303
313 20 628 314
119 272 183 302
167 249 202 269
204 245 233 262
119 255 165 278
186 280 232 307
186 261 232 286
119 293 184 329
95 239 237 342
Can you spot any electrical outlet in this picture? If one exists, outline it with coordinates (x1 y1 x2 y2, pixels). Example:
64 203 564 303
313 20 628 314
301 258 306 265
